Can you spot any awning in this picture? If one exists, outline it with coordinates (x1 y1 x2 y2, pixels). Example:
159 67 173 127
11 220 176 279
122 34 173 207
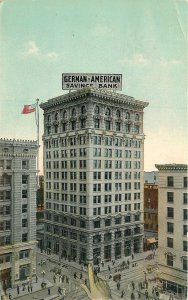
146 237 156 244
159 273 187 287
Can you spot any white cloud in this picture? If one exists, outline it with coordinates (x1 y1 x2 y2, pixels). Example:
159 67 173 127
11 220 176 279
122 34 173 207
46 52 59 59
159 59 181 66
119 53 149 65
23 41 59 60
26 41 39 56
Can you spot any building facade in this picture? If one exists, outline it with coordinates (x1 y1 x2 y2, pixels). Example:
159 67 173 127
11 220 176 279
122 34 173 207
155 164 187 297
40 88 148 264
0 138 38 289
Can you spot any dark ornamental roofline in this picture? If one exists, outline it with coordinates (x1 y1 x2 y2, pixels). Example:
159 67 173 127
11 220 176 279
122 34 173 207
40 87 149 110
155 164 188 171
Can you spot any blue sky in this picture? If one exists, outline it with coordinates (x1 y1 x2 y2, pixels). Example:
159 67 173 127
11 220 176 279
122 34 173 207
0 0 187 172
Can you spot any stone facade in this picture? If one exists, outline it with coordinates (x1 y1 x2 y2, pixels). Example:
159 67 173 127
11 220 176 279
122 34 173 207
0 138 38 288
155 164 187 297
40 88 148 264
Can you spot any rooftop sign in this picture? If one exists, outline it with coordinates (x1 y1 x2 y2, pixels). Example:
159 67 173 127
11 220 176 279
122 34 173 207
62 73 122 90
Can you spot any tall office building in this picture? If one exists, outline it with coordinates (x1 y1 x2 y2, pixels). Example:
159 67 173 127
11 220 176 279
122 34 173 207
155 164 187 297
40 88 148 264
0 138 38 288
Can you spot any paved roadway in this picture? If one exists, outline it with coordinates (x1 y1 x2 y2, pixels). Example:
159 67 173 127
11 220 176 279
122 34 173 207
5 249 183 300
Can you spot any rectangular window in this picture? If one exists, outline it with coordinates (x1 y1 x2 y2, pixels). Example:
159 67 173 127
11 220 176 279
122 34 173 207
94 220 101 228
167 237 173 248
167 254 173 266
167 207 174 218
183 240 188 252
183 193 188 204
105 219 111 226
183 225 188 236
22 161 29 170
167 176 174 187
22 219 28 228
22 233 28 242
183 209 188 220
167 222 174 233
183 258 187 271
167 192 173 203
22 190 28 199
22 204 28 213
184 177 188 188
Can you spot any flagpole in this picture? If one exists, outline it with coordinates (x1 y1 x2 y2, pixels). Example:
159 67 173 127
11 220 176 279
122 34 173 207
36 98 40 188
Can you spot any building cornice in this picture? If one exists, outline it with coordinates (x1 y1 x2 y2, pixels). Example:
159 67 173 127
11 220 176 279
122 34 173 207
40 88 149 110
0 138 37 147
155 164 188 171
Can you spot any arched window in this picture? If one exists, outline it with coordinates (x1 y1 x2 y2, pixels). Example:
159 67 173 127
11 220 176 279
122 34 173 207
105 107 111 116
55 112 59 121
94 105 100 114
63 111 67 119
81 105 86 114
126 112 130 120
135 114 139 121
116 110 121 118
72 108 76 117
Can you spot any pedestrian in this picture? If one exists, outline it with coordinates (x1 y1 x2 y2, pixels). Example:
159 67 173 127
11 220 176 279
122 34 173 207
131 292 135 300
117 281 120 290
53 275 56 283
17 285 20 294
101 261 104 267
132 253 134 260
30 285 33 292
121 290 125 298
48 288 50 295
74 272 77 279
108 265 111 271
22 284 25 291
36 275 38 283
146 280 148 289
80 273 82 279
8 293 12 300
152 286 154 294
127 259 130 266
59 275 62 283
66 276 69 284
58 287 62 295
145 289 149 299
132 281 135 290
62 287 66 296
28 285 30 293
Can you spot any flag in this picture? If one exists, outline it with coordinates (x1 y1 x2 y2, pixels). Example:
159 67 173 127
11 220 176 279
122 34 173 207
21 103 37 114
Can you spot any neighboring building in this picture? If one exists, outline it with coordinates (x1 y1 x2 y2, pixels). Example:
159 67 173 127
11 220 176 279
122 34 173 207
0 138 38 288
144 171 158 184
144 183 158 248
155 164 187 298
40 87 148 264
36 175 44 222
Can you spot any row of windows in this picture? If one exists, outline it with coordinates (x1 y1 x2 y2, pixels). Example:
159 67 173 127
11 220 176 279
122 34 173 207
45 137 142 149
47 149 141 159
167 176 188 188
46 120 141 134
46 202 141 214
166 254 187 271
46 160 141 170
45 213 141 227
167 192 188 204
46 181 141 192
46 192 140 202
167 222 188 236
167 207 187 220
46 107 141 122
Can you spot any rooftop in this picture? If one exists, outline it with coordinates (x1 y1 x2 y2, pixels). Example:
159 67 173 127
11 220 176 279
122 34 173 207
40 87 149 110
